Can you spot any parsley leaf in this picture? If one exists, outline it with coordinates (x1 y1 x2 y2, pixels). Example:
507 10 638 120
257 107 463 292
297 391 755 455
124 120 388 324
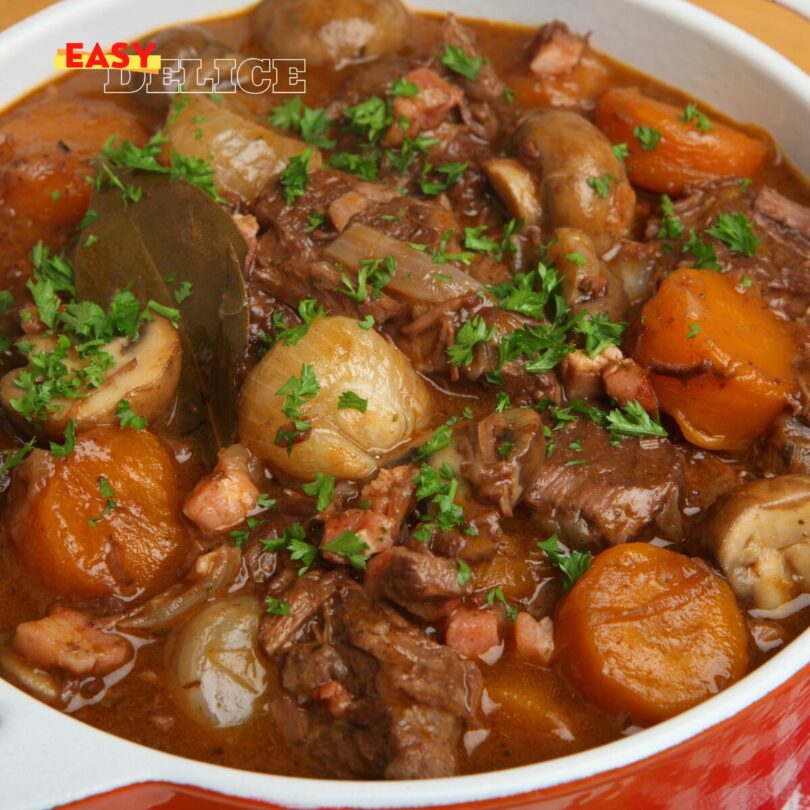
679 103 712 132
706 212 760 257
683 228 721 271
0 439 35 475
447 317 496 366
322 530 370 570
633 125 662 151
537 532 592 591
340 256 396 302
657 194 684 240
440 44 485 80
572 312 627 357
456 559 472 587
390 77 419 97
302 472 335 511
337 391 368 412
280 149 312 206
269 98 335 149
116 398 148 431
343 96 393 144
49 419 77 457
265 597 291 616
611 142 630 162
486 587 517 621
587 174 616 199
605 400 668 440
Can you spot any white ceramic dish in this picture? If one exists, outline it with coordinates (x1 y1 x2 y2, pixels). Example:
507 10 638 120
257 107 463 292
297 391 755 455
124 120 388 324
0 2 808 809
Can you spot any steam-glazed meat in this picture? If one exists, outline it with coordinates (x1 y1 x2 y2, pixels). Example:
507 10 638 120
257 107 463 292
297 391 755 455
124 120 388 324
521 419 684 547
261 573 482 779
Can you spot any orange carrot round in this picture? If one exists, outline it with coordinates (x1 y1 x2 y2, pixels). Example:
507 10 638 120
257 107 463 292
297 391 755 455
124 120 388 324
555 543 749 725
594 87 769 194
632 268 796 450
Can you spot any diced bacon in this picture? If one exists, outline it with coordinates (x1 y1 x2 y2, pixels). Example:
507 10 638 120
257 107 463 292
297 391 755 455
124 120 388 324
385 67 463 145
528 22 586 78
183 444 260 534
321 508 395 561
13 607 133 677
602 358 658 412
312 679 354 718
513 612 554 666
560 346 622 400
320 465 417 563
445 608 500 659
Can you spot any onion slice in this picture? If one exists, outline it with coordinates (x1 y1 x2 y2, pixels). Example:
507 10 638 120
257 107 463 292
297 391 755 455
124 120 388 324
324 223 485 303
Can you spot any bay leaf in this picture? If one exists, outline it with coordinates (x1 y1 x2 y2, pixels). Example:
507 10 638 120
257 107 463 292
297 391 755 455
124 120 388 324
74 172 249 465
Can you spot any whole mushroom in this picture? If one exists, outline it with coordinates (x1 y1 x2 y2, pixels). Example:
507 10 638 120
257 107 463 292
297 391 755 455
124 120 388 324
253 0 411 67
699 475 810 610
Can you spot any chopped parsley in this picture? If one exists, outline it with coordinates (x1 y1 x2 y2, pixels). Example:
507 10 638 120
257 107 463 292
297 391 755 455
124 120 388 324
463 225 500 255
49 419 77 458
390 77 420 97
274 364 320 451
587 174 616 199
687 323 701 339
633 125 662 151
605 400 667 440
173 280 193 305
706 212 760 257
322 530 370 570
572 311 627 357
683 228 721 270
447 317 496 366
329 149 380 181
456 559 472 587
116 398 148 431
303 212 327 233
358 314 375 330
486 587 517 621
679 103 712 132
343 96 393 144
416 417 458 459
279 148 312 206
88 475 117 527
0 439 35 475
265 597 291 616
269 98 335 149
440 44 485 80
272 298 327 346
657 194 684 241
340 256 396 302
337 391 368 412
537 533 592 590
302 472 335 511
495 391 511 413
385 135 438 174
413 461 465 541
611 142 630 162
419 161 468 196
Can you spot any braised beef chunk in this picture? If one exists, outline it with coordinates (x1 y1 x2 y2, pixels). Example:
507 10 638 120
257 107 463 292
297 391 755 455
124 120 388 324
647 180 810 320
521 420 684 547
749 413 810 476
260 574 482 779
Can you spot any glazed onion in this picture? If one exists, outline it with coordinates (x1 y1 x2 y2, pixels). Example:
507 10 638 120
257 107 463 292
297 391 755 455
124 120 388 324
239 315 431 479
170 595 267 728
324 223 485 304
164 95 322 205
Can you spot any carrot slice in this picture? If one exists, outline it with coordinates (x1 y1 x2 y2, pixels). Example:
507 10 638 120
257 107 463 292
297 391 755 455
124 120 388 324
594 87 769 194
632 268 796 451
555 543 749 725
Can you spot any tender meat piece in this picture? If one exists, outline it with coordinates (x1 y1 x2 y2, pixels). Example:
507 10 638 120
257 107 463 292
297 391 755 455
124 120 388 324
439 16 506 109
754 186 810 240
456 408 546 516
384 67 463 145
320 465 417 560
366 546 466 619
513 612 554 666
183 444 260 534
260 570 341 657
560 346 622 400
602 357 658 412
445 608 500 659
749 414 810 476
402 297 562 405
528 22 586 78
513 112 635 254
648 180 810 321
521 419 684 547
264 574 483 779
13 607 133 677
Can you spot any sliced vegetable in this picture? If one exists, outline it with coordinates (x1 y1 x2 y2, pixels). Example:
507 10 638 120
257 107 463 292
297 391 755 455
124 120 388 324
632 268 795 450
555 543 749 724
594 88 768 194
